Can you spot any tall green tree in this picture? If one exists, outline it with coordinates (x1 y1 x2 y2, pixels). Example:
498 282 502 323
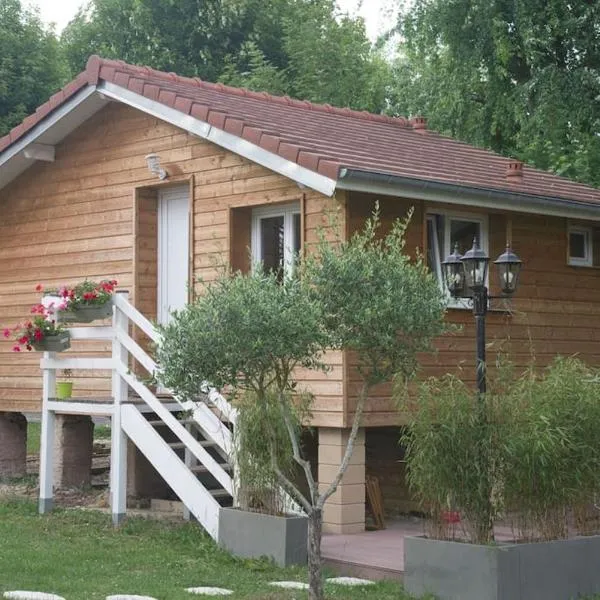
157 209 447 600
392 0 600 187
61 0 392 113
0 0 67 137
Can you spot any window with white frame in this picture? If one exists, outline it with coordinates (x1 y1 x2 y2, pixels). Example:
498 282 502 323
251 203 301 281
427 211 488 301
568 225 593 267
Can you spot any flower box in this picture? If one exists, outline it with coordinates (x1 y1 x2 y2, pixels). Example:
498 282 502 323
60 301 113 323
218 507 308 567
404 534 600 600
32 332 71 353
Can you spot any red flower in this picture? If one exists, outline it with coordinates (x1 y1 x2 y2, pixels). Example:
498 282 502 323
34 329 43 341
31 304 45 315
35 283 43 292
18 335 29 345
3 328 10 339
12 345 21 352
60 287 70 298
83 292 97 301
26 344 32 351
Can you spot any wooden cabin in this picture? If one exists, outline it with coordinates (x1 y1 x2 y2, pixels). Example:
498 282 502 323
2 56 600 535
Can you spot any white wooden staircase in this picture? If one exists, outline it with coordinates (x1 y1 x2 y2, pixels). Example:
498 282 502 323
38 291 239 541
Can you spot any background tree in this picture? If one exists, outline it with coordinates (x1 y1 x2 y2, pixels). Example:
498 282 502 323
157 209 448 600
392 0 600 187
0 0 67 137
61 0 391 113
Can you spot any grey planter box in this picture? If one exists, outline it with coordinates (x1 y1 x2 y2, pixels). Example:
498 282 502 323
59 301 113 323
32 332 71 353
218 507 308 567
404 534 600 600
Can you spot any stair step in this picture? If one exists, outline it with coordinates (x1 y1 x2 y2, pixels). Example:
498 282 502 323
209 489 231 498
191 463 232 474
168 440 217 450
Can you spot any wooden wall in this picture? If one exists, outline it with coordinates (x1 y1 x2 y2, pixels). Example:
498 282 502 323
0 102 346 425
2 101 598 428
345 192 600 426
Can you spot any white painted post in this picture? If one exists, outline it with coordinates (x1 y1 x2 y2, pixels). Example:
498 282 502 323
110 291 129 526
39 351 56 513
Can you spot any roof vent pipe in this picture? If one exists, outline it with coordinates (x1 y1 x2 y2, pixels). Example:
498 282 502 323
410 116 427 133
506 160 524 182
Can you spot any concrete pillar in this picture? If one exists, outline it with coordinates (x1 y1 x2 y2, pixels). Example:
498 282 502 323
53 415 93 487
0 412 27 478
318 427 365 534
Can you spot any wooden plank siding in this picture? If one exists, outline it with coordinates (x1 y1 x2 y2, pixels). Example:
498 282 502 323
344 192 600 426
0 102 347 425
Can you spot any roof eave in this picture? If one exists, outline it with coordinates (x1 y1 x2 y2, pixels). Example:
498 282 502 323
98 81 337 197
337 168 600 221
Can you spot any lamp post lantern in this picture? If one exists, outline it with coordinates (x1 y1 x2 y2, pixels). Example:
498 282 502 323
443 238 522 396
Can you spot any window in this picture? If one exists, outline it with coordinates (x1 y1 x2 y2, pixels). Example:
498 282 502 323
251 203 301 280
427 211 488 303
568 226 592 267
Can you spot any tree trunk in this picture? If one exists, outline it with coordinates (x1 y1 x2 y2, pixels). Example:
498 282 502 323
308 508 324 600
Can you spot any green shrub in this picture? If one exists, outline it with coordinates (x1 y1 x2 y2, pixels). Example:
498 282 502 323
400 356 600 544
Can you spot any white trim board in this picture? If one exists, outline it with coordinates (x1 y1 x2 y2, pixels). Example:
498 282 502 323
0 86 105 190
98 81 337 196
336 177 600 222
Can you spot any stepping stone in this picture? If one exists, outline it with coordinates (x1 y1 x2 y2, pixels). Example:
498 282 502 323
106 596 158 600
3 594 66 600
326 576 375 586
269 581 309 590
185 588 234 596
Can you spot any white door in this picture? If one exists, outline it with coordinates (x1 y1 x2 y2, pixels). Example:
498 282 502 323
157 185 190 326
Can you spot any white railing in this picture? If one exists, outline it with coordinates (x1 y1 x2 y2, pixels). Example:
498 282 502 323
39 291 303 541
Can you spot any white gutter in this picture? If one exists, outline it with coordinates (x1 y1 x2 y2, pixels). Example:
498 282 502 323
98 81 337 197
0 86 98 171
337 168 600 221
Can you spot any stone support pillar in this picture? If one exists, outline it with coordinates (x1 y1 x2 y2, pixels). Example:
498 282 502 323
0 412 27 478
318 427 365 534
53 415 93 487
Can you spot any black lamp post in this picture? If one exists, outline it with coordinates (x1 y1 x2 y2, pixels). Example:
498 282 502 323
442 239 522 396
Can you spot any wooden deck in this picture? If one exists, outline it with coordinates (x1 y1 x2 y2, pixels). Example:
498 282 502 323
321 517 525 581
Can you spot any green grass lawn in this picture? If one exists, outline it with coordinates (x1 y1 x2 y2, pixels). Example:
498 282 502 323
0 499 411 600
27 421 111 454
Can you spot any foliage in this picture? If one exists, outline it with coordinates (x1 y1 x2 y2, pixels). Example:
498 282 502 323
401 356 600 545
2 285 68 352
0 0 68 137
306 206 448 387
59 278 118 310
400 374 506 544
158 207 447 600
234 388 308 515
61 0 391 113
392 0 600 187
503 357 600 541
157 270 327 401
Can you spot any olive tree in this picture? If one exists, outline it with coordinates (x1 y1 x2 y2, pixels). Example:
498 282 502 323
157 208 447 600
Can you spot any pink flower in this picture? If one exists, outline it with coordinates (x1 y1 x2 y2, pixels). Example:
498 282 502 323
3 328 10 339
12 346 21 352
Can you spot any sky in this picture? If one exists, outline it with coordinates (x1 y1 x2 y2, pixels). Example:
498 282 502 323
25 0 399 41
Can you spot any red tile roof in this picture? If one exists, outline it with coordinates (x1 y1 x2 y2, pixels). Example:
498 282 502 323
2 55 600 205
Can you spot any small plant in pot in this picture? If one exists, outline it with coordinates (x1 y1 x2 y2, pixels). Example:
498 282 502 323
217 388 310 567
56 368 73 400
399 357 600 600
